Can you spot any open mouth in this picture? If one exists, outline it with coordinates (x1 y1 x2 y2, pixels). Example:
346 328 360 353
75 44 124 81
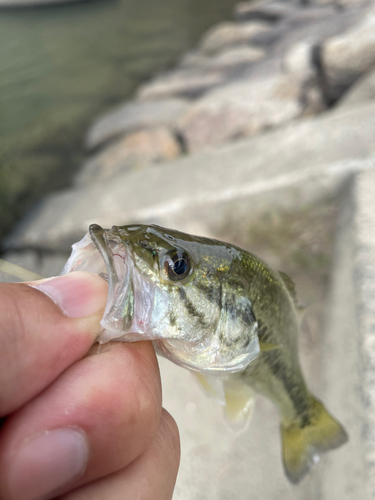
61 224 154 343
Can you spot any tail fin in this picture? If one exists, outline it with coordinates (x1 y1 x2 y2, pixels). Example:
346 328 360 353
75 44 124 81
281 397 348 484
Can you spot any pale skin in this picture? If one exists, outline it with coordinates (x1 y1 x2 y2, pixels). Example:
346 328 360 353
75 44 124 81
0 271 180 500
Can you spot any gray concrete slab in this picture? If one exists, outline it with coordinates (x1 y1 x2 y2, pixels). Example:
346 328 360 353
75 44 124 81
159 176 369 499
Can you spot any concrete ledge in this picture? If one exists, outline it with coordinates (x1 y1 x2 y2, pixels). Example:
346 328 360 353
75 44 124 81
353 168 375 499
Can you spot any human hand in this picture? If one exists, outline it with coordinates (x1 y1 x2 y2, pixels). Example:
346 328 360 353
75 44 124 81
0 272 180 500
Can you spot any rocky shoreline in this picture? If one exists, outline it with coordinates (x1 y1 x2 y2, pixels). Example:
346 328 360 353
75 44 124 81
74 0 374 184
3 0 375 255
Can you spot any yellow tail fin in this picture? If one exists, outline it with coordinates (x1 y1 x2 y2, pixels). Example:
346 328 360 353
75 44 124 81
281 397 348 484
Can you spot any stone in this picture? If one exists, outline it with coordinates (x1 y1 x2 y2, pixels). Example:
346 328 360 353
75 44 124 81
198 21 270 56
178 70 304 152
282 40 326 116
179 45 266 71
246 5 341 52
77 127 181 187
321 6 375 101
136 69 226 102
5 103 375 252
0 251 68 282
283 40 317 82
336 66 375 109
85 98 189 151
234 0 300 23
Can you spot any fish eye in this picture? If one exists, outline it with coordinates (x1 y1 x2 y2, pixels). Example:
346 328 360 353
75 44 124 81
164 251 191 281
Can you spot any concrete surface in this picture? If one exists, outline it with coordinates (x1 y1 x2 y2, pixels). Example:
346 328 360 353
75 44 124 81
157 174 372 499
1 160 374 500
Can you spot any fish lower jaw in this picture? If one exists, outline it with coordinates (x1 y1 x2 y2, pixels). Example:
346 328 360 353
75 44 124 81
154 336 260 375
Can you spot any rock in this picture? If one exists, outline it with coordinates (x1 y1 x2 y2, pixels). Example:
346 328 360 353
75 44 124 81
283 41 326 115
180 45 266 71
136 69 226 101
283 40 317 81
234 0 300 23
178 69 304 152
77 127 181 187
247 5 340 51
0 251 68 282
5 103 375 252
336 66 375 109
85 98 190 151
321 5 375 101
198 21 270 56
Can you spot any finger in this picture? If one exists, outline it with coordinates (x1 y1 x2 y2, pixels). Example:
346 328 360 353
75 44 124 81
0 341 162 500
0 272 108 415
61 409 180 500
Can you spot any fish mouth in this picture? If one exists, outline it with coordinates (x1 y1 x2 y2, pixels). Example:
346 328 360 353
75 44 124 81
61 224 156 344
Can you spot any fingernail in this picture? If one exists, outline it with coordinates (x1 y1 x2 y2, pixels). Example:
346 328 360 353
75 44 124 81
8 428 88 500
33 272 108 318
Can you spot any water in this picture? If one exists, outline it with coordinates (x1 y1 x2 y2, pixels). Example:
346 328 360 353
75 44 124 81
0 0 237 242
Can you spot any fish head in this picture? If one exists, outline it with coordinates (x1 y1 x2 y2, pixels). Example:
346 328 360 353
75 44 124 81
62 223 260 374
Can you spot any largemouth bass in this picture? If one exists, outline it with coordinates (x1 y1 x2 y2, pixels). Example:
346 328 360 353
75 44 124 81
62 223 348 483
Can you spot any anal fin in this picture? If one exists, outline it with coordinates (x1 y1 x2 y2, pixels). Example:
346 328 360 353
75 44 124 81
194 373 256 431
223 377 256 430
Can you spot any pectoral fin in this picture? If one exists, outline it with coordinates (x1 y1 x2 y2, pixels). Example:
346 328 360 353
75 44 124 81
194 373 225 404
259 342 280 352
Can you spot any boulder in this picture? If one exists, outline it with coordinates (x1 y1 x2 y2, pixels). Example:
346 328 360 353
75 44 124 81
179 45 266 71
77 127 180 187
246 5 340 52
198 21 270 56
283 41 326 115
137 69 226 101
321 6 375 101
283 40 317 82
85 98 190 151
234 0 300 23
178 69 304 152
5 103 375 252
335 66 375 109
0 251 68 282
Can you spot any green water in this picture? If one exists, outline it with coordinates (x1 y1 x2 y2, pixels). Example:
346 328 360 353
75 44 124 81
0 0 237 242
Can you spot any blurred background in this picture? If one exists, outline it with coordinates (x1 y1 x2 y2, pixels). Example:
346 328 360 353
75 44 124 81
1 0 375 497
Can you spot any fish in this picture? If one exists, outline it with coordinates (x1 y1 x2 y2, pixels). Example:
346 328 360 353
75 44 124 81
62 223 348 484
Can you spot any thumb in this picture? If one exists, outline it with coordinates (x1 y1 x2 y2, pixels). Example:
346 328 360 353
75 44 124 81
0 272 108 416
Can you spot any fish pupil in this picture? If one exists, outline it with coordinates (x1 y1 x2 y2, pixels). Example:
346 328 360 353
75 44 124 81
166 251 190 281
173 259 187 276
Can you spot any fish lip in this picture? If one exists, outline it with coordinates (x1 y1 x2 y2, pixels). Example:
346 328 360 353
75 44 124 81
89 224 117 295
88 224 135 342
88 224 159 344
